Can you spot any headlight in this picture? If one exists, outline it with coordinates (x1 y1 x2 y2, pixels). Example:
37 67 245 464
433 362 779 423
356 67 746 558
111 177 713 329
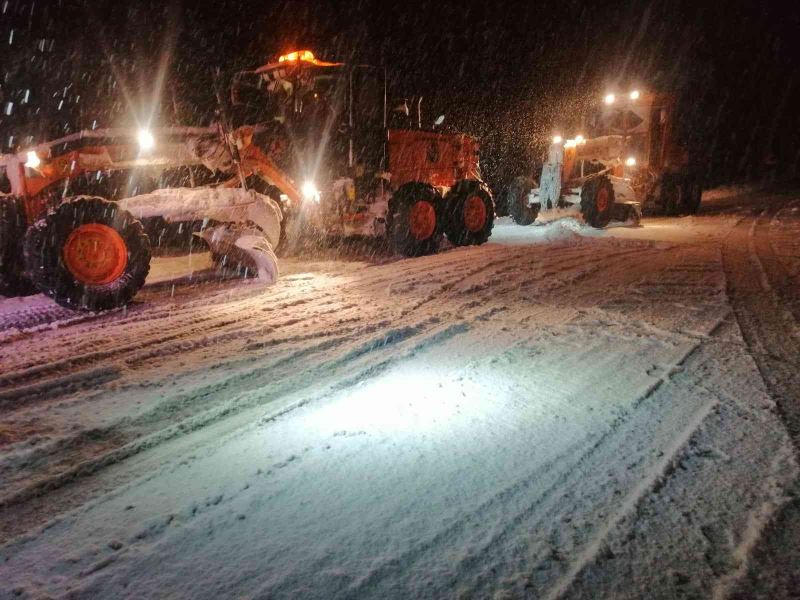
625 156 636 167
552 135 562 144
604 93 615 105
137 129 155 152
24 150 41 168
301 181 320 203
575 134 585 145
629 90 640 100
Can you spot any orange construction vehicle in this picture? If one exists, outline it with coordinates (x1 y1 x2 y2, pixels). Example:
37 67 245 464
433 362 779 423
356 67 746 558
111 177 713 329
229 49 494 254
0 50 494 311
503 88 703 228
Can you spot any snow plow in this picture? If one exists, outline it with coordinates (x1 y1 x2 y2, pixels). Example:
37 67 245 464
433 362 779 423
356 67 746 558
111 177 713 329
504 89 703 228
228 50 494 255
0 126 284 310
0 49 493 312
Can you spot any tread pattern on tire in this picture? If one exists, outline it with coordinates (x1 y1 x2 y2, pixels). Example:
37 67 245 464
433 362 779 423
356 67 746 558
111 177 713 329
506 176 540 226
23 197 151 311
580 175 615 228
443 180 495 246
388 182 443 257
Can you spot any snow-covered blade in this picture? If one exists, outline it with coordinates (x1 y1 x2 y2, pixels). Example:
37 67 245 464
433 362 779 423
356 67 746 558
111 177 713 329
197 224 279 283
119 187 282 283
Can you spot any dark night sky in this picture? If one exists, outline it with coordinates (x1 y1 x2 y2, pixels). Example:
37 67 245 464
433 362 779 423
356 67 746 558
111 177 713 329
1 0 798 188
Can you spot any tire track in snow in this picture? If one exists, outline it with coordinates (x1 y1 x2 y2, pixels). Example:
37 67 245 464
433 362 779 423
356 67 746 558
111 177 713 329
0 237 653 538
327 238 733 598
0 247 511 372
0 245 572 396
723 204 800 440
357 327 714 599
0 325 481 546
714 199 800 599
0 242 546 493
265 245 714 598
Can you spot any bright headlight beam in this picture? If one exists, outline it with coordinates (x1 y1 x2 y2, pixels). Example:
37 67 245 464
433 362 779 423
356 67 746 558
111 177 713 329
552 135 563 144
604 93 615 105
625 156 636 167
24 150 41 168
629 90 640 100
137 129 155 152
301 181 320 203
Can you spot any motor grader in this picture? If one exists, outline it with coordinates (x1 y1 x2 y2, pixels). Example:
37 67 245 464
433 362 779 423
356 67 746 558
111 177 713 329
0 125 285 311
0 50 494 311
229 49 494 254
504 89 703 228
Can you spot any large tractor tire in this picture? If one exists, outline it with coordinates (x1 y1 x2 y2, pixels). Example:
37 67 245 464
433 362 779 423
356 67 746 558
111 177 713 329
659 174 683 216
443 180 494 246
388 183 443 257
505 176 540 226
23 197 151 311
580 175 615 229
0 195 36 296
652 173 701 216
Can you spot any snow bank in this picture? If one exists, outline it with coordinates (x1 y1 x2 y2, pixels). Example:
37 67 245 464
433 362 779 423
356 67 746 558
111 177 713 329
491 216 599 246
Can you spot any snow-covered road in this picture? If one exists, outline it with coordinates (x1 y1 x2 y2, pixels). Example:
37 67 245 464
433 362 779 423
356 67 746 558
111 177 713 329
1 187 799 599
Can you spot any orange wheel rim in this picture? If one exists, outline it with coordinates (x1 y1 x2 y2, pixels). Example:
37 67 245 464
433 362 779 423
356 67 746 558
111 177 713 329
463 195 487 232
63 223 128 285
409 200 436 240
596 187 610 212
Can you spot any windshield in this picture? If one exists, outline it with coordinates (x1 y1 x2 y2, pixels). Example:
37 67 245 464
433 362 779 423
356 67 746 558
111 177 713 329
231 64 346 128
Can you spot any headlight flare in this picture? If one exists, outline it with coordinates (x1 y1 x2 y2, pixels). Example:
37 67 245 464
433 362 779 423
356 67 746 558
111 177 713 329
629 90 640 100
604 93 615 105
625 156 636 167
24 150 41 168
552 135 563 145
137 129 155 152
301 181 321 203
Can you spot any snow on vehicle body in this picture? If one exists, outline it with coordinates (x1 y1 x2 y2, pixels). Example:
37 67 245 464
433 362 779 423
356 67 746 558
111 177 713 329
506 89 703 228
0 49 494 312
229 50 494 255
0 126 284 310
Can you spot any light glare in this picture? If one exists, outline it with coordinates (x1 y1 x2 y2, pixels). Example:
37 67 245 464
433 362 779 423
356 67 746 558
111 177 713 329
604 93 615 105
552 135 562 144
301 181 320 203
625 156 636 167
137 129 155 152
630 90 640 100
24 150 40 168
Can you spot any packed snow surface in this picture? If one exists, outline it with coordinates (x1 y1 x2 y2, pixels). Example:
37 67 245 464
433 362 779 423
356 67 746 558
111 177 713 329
0 188 798 599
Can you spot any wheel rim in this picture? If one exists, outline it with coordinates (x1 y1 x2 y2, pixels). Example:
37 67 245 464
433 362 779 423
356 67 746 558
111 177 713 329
408 200 436 240
463 195 487 232
596 186 610 212
63 223 128 285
